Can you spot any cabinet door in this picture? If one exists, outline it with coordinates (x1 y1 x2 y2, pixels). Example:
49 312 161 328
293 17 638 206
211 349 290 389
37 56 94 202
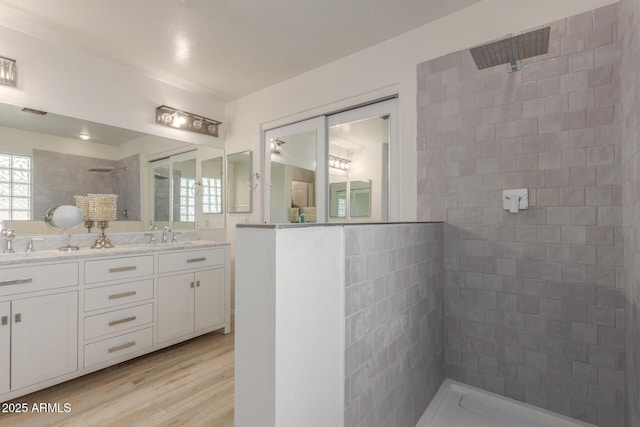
11 292 78 390
158 273 194 343
0 301 9 394
194 268 225 331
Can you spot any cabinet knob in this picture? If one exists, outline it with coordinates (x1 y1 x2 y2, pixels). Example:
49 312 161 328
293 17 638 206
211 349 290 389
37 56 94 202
190 281 194 288
1 316 7 326
14 313 21 323
196 280 200 287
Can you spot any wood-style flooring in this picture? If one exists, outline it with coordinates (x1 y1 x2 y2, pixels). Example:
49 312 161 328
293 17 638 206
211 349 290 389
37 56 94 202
0 329 234 427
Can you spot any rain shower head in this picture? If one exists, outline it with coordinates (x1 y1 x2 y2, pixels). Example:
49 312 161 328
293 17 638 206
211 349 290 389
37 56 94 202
87 166 127 173
469 26 550 71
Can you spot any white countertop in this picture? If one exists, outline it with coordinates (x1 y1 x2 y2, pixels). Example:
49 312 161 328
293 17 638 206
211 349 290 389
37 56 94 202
0 240 229 266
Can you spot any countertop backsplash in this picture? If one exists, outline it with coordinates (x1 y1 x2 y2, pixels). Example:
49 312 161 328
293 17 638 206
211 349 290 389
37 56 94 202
0 229 203 254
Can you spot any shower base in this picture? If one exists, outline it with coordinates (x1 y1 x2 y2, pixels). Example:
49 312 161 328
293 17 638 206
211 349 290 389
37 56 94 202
416 379 597 427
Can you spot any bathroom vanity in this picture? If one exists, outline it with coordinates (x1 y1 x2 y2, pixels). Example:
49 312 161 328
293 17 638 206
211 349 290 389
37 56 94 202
0 240 230 403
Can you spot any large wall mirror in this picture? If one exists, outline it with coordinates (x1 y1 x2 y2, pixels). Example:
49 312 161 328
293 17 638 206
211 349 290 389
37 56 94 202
0 101 224 233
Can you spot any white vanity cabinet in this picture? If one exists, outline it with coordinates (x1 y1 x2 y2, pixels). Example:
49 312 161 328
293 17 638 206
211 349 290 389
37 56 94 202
0 301 9 395
0 262 79 396
10 292 78 390
157 248 227 344
0 241 230 404
81 255 155 369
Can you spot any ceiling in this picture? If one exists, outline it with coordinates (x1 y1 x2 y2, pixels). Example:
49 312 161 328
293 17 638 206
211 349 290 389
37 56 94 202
0 0 483 102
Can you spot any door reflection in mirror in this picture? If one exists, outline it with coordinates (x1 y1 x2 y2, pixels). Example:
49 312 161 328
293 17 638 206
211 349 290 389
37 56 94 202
329 113 389 222
269 130 317 223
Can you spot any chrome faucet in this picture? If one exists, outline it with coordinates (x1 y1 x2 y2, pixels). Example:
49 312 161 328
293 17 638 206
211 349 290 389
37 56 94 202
144 226 158 244
162 226 172 243
1 229 15 253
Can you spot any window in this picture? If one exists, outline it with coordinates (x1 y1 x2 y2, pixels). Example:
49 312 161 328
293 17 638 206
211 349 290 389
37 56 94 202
179 177 196 222
0 153 31 221
202 177 222 214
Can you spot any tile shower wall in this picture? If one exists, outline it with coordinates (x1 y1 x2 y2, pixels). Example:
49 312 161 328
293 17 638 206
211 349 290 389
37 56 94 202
416 4 625 426
619 0 640 425
344 223 444 427
33 150 140 220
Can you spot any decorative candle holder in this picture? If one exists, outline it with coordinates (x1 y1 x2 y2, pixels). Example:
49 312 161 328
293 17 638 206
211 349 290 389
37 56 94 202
74 195 95 233
87 193 118 249
92 221 113 249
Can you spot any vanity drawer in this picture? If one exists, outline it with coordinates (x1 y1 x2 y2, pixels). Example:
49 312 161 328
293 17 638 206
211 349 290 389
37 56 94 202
85 255 154 284
84 279 154 312
84 327 153 368
0 262 78 296
158 248 225 273
84 303 154 340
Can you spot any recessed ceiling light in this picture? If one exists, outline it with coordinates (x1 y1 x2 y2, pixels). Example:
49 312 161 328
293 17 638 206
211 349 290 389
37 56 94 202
77 133 91 141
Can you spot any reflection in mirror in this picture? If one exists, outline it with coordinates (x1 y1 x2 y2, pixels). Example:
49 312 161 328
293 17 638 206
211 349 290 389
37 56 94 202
227 151 252 213
201 156 223 218
329 180 371 220
150 151 197 230
269 130 316 223
0 101 224 232
329 114 389 222
349 180 371 217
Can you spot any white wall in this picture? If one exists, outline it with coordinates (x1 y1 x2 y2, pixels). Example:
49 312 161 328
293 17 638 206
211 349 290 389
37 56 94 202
223 0 617 232
0 25 224 149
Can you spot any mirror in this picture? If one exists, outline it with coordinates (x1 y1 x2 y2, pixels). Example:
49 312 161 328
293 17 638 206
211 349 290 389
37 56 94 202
201 156 224 227
227 151 252 213
44 205 84 229
150 151 197 230
44 205 84 250
0 101 224 231
269 129 317 223
329 180 371 220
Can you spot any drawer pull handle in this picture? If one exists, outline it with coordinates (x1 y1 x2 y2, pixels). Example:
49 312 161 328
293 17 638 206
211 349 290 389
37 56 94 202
109 266 137 273
1 316 7 326
108 341 136 353
187 257 206 263
109 291 137 300
109 316 137 327
0 278 33 286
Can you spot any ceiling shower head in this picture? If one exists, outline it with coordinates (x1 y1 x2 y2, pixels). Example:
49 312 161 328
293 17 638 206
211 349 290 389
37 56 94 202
87 166 127 172
469 26 550 71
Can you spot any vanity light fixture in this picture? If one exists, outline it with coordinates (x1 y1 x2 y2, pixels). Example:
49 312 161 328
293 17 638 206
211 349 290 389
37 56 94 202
0 56 16 87
329 155 351 170
155 105 221 137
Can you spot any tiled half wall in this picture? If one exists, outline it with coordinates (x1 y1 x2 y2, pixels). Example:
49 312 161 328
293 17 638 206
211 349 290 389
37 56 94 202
344 223 444 427
416 4 625 426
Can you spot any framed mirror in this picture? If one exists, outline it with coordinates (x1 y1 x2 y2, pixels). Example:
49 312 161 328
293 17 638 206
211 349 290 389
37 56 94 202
227 151 252 213
329 179 371 221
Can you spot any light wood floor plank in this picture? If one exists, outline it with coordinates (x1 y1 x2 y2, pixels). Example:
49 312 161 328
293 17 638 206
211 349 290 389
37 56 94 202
0 329 234 427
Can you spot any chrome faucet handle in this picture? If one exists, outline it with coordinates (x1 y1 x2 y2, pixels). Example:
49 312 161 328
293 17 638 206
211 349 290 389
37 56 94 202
26 237 44 253
161 225 172 243
3 229 15 253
